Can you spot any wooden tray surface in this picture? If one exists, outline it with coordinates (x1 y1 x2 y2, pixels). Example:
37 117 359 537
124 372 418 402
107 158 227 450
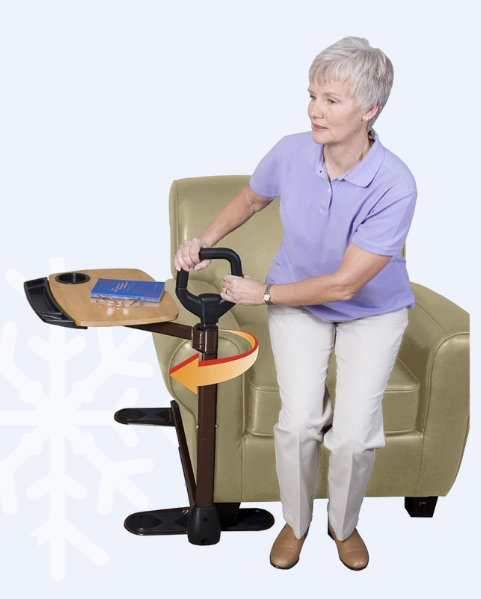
49 268 179 327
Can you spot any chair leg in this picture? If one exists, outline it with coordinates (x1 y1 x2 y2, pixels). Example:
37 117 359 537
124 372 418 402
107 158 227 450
216 502 241 527
404 496 438 517
215 502 275 531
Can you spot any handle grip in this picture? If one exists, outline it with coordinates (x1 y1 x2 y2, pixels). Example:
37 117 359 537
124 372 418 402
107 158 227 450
175 248 243 323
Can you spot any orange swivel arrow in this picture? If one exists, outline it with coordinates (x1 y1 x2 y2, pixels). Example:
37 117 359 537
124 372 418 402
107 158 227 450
169 329 258 394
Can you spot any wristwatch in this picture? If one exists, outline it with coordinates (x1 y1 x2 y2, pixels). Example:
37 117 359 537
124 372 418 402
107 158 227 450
263 284 273 305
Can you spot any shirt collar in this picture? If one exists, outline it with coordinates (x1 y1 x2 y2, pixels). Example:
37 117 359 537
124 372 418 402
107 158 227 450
306 129 385 187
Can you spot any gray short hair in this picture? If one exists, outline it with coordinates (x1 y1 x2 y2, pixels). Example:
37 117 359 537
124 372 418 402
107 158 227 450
309 37 394 130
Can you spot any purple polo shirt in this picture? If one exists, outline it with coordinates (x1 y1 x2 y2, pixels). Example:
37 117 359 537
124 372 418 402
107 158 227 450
249 130 417 321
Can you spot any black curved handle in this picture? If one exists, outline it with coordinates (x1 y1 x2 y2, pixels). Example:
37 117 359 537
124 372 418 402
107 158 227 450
175 248 243 323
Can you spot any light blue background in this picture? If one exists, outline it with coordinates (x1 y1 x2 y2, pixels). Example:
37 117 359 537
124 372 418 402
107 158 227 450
0 1 476 597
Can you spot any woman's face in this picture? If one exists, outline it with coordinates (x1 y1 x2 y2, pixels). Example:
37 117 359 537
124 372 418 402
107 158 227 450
308 78 372 146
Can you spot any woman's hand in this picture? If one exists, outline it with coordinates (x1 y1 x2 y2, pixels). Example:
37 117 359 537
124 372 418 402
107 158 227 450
220 274 266 306
174 238 212 272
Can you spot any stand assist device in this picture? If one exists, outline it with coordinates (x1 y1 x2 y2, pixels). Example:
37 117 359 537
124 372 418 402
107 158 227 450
25 248 275 546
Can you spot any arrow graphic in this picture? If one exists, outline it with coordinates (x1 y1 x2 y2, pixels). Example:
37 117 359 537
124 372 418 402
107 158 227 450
169 329 258 394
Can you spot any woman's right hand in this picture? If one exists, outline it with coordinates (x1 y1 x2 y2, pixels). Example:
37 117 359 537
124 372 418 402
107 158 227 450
174 238 212 272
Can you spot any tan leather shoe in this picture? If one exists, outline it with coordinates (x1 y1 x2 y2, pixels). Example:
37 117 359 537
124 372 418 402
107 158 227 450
328 520 369 570
270 524 309 569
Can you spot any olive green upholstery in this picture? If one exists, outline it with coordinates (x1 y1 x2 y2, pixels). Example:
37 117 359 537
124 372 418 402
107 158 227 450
153 175 470 503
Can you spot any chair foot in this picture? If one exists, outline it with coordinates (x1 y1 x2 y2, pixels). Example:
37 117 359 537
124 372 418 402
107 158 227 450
216 502 275 531
404 496 438 517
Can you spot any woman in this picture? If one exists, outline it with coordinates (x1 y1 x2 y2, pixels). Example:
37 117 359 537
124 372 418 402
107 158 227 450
174 36 416 571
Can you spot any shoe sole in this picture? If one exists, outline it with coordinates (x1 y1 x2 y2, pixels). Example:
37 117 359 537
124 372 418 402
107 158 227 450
327 526 369 571
269 557 300 570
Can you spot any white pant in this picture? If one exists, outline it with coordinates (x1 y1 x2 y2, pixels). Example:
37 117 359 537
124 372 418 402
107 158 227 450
268 304 409 541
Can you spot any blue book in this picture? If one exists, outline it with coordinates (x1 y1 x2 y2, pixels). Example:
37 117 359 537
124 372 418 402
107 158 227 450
90 279 165 302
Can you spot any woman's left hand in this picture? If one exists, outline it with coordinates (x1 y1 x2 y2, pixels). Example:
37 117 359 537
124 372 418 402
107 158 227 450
220 274 266 306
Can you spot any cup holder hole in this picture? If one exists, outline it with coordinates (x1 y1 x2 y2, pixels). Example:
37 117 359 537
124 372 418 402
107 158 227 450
55 273 91 284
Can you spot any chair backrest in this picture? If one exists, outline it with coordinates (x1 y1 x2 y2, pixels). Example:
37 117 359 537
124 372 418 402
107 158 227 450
169 175 406 326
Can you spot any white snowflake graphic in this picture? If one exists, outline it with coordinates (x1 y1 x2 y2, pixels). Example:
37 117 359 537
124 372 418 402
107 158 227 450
0 259 159 581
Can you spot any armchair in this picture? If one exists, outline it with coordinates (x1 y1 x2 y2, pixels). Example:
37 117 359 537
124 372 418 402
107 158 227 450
153 175 470 517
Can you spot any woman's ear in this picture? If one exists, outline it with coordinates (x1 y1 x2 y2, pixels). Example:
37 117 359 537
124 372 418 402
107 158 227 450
364 103 380 122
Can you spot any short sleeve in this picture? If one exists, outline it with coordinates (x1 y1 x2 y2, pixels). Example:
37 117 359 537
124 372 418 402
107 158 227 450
249 138 284 199
351 189 417 255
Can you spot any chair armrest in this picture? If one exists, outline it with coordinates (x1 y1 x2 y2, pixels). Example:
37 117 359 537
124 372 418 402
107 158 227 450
397 282 470 495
